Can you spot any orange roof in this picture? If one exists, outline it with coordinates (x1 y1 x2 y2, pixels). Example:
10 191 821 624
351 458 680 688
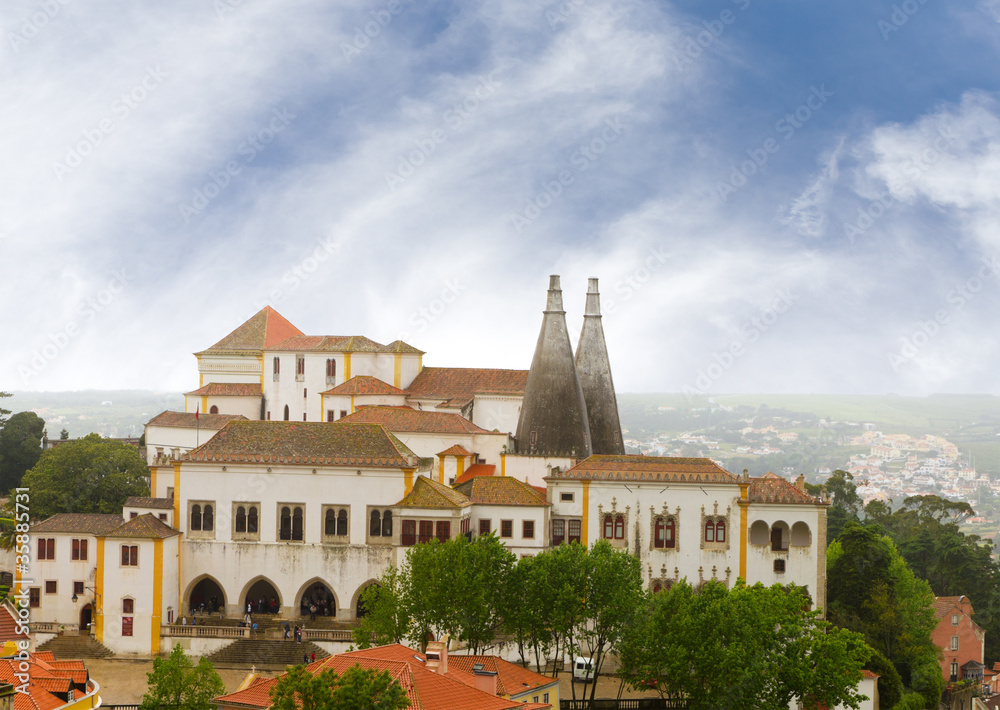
321 376 407 397
104 513 180 540
265 335 392 353
0 601 27 642
146 411 248 430
406 368 528 407
455 463 495 485
339 407 498 435
447 655 556 696
748 472 825 506
184 383 262 397
934 595 972 619
0 654 93 710
454 476 549 507
438 444 472 457
397 477 472 509
202 306 303 353
556 455 737 483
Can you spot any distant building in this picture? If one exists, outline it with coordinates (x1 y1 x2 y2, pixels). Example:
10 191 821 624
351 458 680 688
932 596 985 686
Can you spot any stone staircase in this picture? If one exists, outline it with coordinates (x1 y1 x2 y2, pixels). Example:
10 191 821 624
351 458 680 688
37 633 114 659
205 639 330 670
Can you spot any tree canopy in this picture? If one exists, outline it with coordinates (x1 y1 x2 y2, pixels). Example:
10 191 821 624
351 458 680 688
270 664 410 710
140 644 225 710
21 433 150 517
618 580 872 710
0 411 45 492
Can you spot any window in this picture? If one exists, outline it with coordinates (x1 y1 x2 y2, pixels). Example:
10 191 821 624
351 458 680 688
436 521 450 543
560 492 574 502
121 545 138 566
568 520 581 544
190 502 215 534
323 507 349 539
284 405 289 421
326 358 336 381
303 388 307 399
951 662 959 682
704 520 715 542
279 505 304 541
773 559 785 573
29 588 39 608
418 521 434 544
382 510 392 537
74 581 84 596
654 516 676 549
327 410 335 422
130 512 138 519
951 636 959 651
209 405 219 414
461 518 470 536
296 355 305 380
123 598 134 614
37 538 55 560
72 538 88 561
523 520 535 539
952 614 960 626
45 581 56 594
530 431 537 446
602 514 625 540
370 510 381 537
273 357 280 379
234 504 260 539
402 520 416 546
543 693 549 703
552 519 565 545
159 514 167 521
703 515 729 548
122 617 133 637
500 520 513 538
340 410 347 419
715 520 726 543
480 519 492 536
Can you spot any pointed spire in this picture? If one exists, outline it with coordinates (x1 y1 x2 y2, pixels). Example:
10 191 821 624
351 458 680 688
515 276 592 458
576 278 625 455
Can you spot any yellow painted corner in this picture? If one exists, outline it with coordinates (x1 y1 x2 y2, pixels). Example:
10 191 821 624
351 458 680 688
581 480 590 544
95 538 105 644
394 353 402 388
151 539 163 656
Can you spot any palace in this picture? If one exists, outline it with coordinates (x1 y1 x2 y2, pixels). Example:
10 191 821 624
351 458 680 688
26 275 828 656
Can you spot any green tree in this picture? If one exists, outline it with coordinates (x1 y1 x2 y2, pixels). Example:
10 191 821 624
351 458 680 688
140 644 225 710
0 411 45 492
353 567 411 649
541 541 589 679
59 428 69 440
270 664 410 710
825 470 862 541
618 580 872 710
501 553 554 673
21 433 150 517
0 392 10 428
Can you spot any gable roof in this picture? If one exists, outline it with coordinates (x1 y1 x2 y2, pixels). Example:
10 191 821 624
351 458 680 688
184 383 262 397
397 477 472 509
0 601 28 642
455 463 496 485
184 421 417 468
934 595 972 619
406 367 529 407
0 653 94 710
200 306 303 354
146 411 248 430
104 513 180 540
266 335 390 353
438 444 472 457
321 376 407 397
124 497 174 510
454 476 549 507
554 455 738 483
31 514 123 535
446 655 556 697
339 407 498 435
748 472 825 506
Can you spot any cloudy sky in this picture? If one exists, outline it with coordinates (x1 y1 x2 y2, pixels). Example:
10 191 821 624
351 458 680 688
3 0 1000 396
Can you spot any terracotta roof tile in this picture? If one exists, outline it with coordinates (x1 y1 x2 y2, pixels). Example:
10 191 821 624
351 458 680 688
339 407 497 435
124 497 174 510
265 335 391 353
455 463 495 485
447 655 556 696
146 411 248 429
406 368 528 407
748 472 824 505
555 455 738 483
104 513 180 539
202 306 303 353
31 514 123 535
438 444 472 457
397 477 472 509
321 376 407 397
454 476 549 507
934 595 970 619
184 421 418 468
0 655 93 710
0 602 28 642
386 340 425 354
185 383 262 397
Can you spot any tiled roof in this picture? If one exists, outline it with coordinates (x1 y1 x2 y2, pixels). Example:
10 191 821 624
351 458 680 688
265 335 391 353
105 513 180 539
321 376 407 397
748 472 824 506
397 477 472 509
934 595 969 619
184 421 417 468
0 654 93 710
339 407 496 435
455 463 495 485
184 383 262 397
201 306 303 353
406 368 529 407
0 601 27 641
386 340 425 354
447 655 556 696
454 476 549 507
124 497 174 510
31 513 123 535
555 455 738 483
146 411 248 429
438 444 472 457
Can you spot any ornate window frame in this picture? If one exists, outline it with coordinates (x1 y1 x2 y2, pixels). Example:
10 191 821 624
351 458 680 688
597 498 630 548
700 502 731 551
649 503 680 551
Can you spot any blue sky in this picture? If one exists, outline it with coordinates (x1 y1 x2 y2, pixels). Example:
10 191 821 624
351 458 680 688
3 0 1000 396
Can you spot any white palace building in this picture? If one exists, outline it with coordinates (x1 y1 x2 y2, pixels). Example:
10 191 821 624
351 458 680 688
25 276 828 656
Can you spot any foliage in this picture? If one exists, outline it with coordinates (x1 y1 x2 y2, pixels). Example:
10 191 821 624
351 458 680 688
270 664 410 710
59 428 69 440
0 411 46 492
21 433 150 517
0 392 10 428
618 580 872 710
825 470 862 540
140 644 225 710
353 568 410 649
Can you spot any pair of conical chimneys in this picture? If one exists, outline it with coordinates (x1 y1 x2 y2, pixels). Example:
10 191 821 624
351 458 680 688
515 275 624 458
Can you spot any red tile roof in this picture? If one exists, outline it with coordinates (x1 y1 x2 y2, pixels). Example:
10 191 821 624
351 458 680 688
438 444 472 457
339 407 498 435
124 497 174 510
748 472 824 506
105 513 180 540
31 514 124 535
455 463 495 485
934 595 971 619
146 411 248 430
555 455 738 483
0 601 27 642
0 654 94 710
321 376 407 397
266 335 390 353
201 306 303 353
454 476 549 507
447 655 556 697
184 383 263 397
406 368 529 407
397 477 472 509
184 421 417 468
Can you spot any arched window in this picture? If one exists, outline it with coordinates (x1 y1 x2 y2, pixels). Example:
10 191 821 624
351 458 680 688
247 506 258 533
209 405 218 414
652 582 662 593
325 508 336 536
191 504 202 531
273 357 280 375
203 505 214 531
337 509 348 536
614 515 624 539
283 405 289 421
280 507 292 540
603 515 614 539
704 520 715 542
370 510 381 537
236 506 247 533
715 520 726 543
292 507 303 541
382 510 392 537
654 516 676 549
326 359 336 379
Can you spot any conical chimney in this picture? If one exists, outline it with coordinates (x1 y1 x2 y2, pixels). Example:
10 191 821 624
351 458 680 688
515 276 592 458
576 278 625 455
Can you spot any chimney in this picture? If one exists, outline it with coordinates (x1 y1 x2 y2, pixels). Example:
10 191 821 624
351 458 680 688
424 641 448 675
795 474 806 491
575 278 625 455
472 665 498 696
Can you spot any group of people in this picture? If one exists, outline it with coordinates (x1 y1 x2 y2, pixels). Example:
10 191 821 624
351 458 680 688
282 621 306 642
246 595 280 614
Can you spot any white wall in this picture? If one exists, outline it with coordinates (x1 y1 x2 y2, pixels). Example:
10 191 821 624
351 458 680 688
30 533 102 629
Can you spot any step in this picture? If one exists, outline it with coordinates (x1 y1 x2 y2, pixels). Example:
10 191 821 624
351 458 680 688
37 634 114 659
205 639 329 670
